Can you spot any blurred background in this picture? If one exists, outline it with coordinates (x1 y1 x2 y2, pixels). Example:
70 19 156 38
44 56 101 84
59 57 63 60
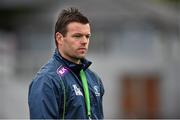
0 0 180 119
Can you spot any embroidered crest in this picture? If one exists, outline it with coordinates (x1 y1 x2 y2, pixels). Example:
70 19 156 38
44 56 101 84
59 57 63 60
94 86 100 96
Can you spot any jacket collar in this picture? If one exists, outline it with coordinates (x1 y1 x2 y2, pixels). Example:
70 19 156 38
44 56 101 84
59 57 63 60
53 49 92 72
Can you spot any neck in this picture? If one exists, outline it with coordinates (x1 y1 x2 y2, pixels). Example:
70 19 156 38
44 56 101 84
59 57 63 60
70 58 81 64
58 50 81 64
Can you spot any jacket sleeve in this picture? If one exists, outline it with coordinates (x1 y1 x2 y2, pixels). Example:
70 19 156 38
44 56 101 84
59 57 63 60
28 74 63 119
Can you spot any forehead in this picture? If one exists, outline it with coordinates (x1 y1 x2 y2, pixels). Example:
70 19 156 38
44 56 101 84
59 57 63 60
66 22 91 34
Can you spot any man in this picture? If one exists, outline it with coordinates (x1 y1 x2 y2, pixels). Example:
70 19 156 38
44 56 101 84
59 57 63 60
28 7 104 119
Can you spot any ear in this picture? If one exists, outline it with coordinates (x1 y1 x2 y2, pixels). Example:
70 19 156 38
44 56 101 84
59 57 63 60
56 32 64 46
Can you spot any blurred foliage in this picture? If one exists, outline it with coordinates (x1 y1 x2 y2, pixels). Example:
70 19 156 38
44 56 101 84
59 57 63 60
165 0 180 4
154 0 180 5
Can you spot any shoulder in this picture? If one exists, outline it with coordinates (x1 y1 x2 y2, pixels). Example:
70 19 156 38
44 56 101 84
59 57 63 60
34 56 64 82
86 69 105 95
86 69 104 89
29 71 64 102
29 60 64 93
29 73 57 93
86 69 101 82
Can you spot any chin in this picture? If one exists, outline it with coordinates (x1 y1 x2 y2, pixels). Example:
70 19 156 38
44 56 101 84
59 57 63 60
78 55 86 59
79 56 85 59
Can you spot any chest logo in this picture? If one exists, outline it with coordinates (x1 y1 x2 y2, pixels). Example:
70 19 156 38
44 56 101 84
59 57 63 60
94 86 100 96
73 84 83 96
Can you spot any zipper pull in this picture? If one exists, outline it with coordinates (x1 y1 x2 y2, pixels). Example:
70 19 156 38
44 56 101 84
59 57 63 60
88 116 92 120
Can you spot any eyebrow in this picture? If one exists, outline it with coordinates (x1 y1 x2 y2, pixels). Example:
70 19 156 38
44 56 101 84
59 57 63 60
73 33 91 36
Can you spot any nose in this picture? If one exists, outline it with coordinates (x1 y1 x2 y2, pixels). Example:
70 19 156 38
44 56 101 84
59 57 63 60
80 36 88 44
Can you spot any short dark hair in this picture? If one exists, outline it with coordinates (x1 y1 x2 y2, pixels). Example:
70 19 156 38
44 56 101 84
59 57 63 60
54 7 89 47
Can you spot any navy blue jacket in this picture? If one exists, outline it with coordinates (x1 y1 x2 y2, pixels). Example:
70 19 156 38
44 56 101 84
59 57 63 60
28 50 104 119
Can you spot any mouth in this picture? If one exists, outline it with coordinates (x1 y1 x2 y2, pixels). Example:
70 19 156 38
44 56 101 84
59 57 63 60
78 48 87 50
77 48 87 53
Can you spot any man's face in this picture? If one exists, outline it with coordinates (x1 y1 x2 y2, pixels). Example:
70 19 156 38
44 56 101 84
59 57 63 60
57 22 91 63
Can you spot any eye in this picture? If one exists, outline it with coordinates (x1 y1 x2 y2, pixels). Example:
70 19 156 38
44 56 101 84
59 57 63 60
86 35 91 39
75 35 81 38
73 34 82 39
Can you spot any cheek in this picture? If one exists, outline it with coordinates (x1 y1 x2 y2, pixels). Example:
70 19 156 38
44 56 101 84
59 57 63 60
65 41 78 51
72 41 80 47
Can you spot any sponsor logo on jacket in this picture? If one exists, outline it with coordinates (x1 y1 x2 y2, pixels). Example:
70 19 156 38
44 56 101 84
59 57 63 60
73 84 83 96
57 66 69 76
